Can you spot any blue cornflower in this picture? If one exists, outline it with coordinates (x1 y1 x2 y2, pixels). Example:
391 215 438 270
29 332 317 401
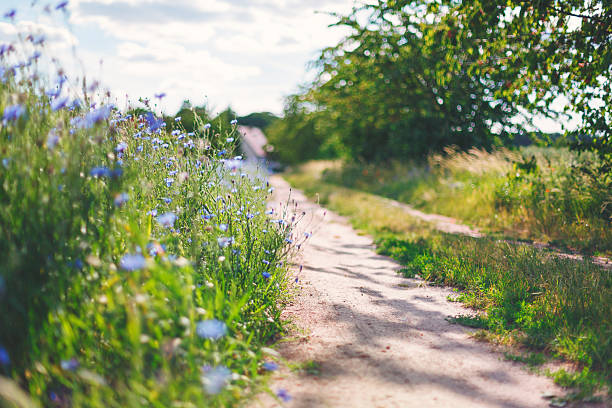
116 142 128 153
219 224 228 232
276 389 291 402
204 123 211 129
154 92 166 99
119 254 146 271
56 1 69 10
114 192 129 207
196 319 227 340
145 112 163 132
46 131 60 150
174 116 181 122
262 272 271 279
90 166 111 178
51 96 69 111
201 365 231 395
230 119 238 125
263 361 278 371
217 237 233 248
60 358 79 371
226 137 234 143
262 260 270 265
165 178 174 187
3 104 24 121
148 209 158 217
4 9 16 19
0 346 9 366
157 212 176 227
217 149 227 157
171 129 180 136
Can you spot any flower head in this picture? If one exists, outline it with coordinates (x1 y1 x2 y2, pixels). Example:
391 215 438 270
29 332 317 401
196 319 228 340
263 361 278 371
120 254 146 271
114 192 129 207
201 365 231 395
0 346 9 366
276 389 291 402
51 96 69 111
157 212 176 228
3 104 24 121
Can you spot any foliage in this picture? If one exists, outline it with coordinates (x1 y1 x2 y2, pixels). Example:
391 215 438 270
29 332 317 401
285 165 611 397
265 95 344 164
237 112 279 130
270 1 611 165
0 25 297 407
320 147 611 255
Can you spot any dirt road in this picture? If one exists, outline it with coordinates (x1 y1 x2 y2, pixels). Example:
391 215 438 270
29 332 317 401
255 175 567 408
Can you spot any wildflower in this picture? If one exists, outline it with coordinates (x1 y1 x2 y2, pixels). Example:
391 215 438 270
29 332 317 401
56 1 69 10
148 209 158 217
0 346 9 366
165 178 174 187
2 158 9 168
51 96 69 111
276 389 291 402
114 192 129 207
262 272 271 279
175 116 181 122
3 9 16 19
46 131 60 150
89 166 111 178
262 361 278 371
157 212 176 227
204 123 211 129
262 260 270 265
230 119 238 125
201 365 232 395
226 137 234 143
155 92 166 99
60 358 79 371
224 159 242 171
145 112 163 132
219 223 228 232
171 129 180 136
217 237 233 248
115 142 128 153
120 254 146 271
3 104 24 121
29 51 42 61
196 319 227 340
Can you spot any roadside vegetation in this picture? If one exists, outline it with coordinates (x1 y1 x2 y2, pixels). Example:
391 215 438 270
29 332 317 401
286 163 611 399
321 147 611 256
0 8 294 407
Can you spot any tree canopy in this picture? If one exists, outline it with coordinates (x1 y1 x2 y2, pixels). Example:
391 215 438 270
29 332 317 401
269 0 611 165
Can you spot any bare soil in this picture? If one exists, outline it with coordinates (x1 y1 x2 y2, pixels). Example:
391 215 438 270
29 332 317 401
252 175 595 408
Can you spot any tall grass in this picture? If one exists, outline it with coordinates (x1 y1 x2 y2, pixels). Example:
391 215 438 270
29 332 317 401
0 20 295 407
321 146 612 255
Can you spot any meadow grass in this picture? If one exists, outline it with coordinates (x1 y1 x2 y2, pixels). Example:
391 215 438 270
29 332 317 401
320 147 612 256
0 37 297 406
286 166 611 399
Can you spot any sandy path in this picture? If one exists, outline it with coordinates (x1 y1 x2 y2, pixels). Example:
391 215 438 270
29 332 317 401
253 175 572 408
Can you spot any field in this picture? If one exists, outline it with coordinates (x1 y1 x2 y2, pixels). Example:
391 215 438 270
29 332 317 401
285 158 611 398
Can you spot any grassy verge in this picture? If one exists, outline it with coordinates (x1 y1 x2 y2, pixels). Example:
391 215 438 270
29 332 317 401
0 41 295 406
286 164 611 400
319 147 611 256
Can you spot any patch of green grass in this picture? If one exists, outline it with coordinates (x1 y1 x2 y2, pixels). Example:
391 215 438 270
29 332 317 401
447 314 489 329
317 147 611 256
504 351 547 367
286 167 611 399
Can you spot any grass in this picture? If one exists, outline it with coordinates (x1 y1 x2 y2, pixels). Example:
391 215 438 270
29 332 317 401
0 27 298 406
285 163 612 399
319 147 612 256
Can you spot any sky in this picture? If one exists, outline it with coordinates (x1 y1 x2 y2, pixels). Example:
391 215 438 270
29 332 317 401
0 0 356 116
